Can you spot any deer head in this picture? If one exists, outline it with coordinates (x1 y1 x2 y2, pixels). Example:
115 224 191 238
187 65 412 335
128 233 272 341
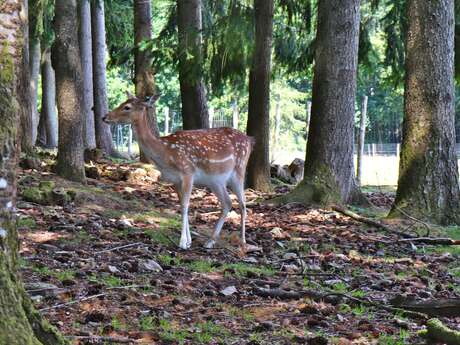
103 93 159 125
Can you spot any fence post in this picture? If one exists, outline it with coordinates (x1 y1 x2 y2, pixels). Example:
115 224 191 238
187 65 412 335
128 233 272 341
232 99 239 129
209 107 214 128
357 95 368 186
164 107 169 135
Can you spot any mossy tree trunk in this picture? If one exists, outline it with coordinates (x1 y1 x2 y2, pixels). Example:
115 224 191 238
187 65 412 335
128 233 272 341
52 0 86 183
91 0 118 156
134 0 159 163
246 0 274 192
78 0 96 149
388 0 460 224
177 0 209 130
0 1 68 344
276 0 366 206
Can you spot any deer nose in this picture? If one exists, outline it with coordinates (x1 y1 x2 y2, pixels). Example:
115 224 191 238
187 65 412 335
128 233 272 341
102 115 108 123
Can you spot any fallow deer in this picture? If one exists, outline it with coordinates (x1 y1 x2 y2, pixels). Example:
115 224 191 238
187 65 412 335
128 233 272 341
103 95 254 250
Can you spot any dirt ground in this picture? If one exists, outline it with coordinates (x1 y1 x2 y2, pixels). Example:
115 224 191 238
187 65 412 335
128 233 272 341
17 160 460 344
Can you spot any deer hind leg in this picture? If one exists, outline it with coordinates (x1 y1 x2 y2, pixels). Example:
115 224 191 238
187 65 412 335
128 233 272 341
205 185 232 249
178 176 193 250
229 173 247 245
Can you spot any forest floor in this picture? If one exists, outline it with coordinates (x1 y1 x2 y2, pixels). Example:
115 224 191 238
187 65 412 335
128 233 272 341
17 156 460 345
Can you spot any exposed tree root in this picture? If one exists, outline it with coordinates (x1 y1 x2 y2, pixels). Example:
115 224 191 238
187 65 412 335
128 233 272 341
391 298 460 318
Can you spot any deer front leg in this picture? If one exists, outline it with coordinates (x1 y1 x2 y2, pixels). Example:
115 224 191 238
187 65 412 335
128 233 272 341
205 185 232 249
179 176 193 250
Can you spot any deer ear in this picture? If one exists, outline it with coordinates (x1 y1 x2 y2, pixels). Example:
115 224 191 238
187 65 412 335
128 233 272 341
143 93 160 108
126 91 134 99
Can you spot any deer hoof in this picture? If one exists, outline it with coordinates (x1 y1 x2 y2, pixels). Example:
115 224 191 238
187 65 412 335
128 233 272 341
179 239 191 250
204 240 215 249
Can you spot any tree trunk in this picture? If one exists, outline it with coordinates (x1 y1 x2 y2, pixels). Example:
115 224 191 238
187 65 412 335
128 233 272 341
29 38 40 145
246 0 274 192
79 0 96 149
0 2 68 343
388 0 460 224
52 0 86 183
40 48 58 148
134 0 159 163
164 106 170 135
276 0 366 205
91 0 117 156
177 0 209 130
357 95 368 186
18 0 34 154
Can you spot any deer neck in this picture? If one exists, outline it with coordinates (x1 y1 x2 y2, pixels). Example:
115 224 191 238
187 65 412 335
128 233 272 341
131 109 167 164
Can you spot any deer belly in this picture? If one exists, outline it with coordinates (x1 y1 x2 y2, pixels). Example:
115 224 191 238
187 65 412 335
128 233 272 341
193 169 232 188
159 169 181 184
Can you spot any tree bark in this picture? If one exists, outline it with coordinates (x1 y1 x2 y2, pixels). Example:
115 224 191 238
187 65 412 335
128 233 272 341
91 0 117 156
18 0 34 154
388 0 460 224
276 0 366 205
0 1 68 343
246 0 274 192
79 0 96 149
177 0 209 129
29 38 40 145
40 48 58 148
134 0 159 163
52 0 86 182
357 95 368 186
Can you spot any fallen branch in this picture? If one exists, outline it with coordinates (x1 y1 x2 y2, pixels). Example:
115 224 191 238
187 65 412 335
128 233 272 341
332 205 413 238
254 287 427 320
94 242 145 254
66 335 133 344
39 293 106 312
398 237 460 246
391 298 460 317
421 318 460 345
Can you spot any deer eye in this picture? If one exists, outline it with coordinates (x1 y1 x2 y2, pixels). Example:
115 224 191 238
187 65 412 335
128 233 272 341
123 105 131 111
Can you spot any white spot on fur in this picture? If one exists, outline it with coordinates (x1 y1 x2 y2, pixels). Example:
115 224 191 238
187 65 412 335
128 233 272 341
0 178 7 189
209 155 234 163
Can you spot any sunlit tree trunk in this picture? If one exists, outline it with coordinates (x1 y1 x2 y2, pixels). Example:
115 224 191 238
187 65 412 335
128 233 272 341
29 38 40 145
177 0 209 129
246 0 274 192
91 0 117 156
39 48 58 148
389 0 460 224
356 95 368 186
277 0 366 205
0 1 68 343
134 0 159 162
79 0 96 149
52 0 86 182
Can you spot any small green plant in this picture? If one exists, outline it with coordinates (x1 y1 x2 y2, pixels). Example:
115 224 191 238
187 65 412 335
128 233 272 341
377 329 409 345
187 260 215 273
139 315 155 331
332 282 349 293
88 274 124 287
158 319 189 344
351 289 367 298
352 305 367 316
54 269 76 282
17 216 36 229
111 316 126 331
